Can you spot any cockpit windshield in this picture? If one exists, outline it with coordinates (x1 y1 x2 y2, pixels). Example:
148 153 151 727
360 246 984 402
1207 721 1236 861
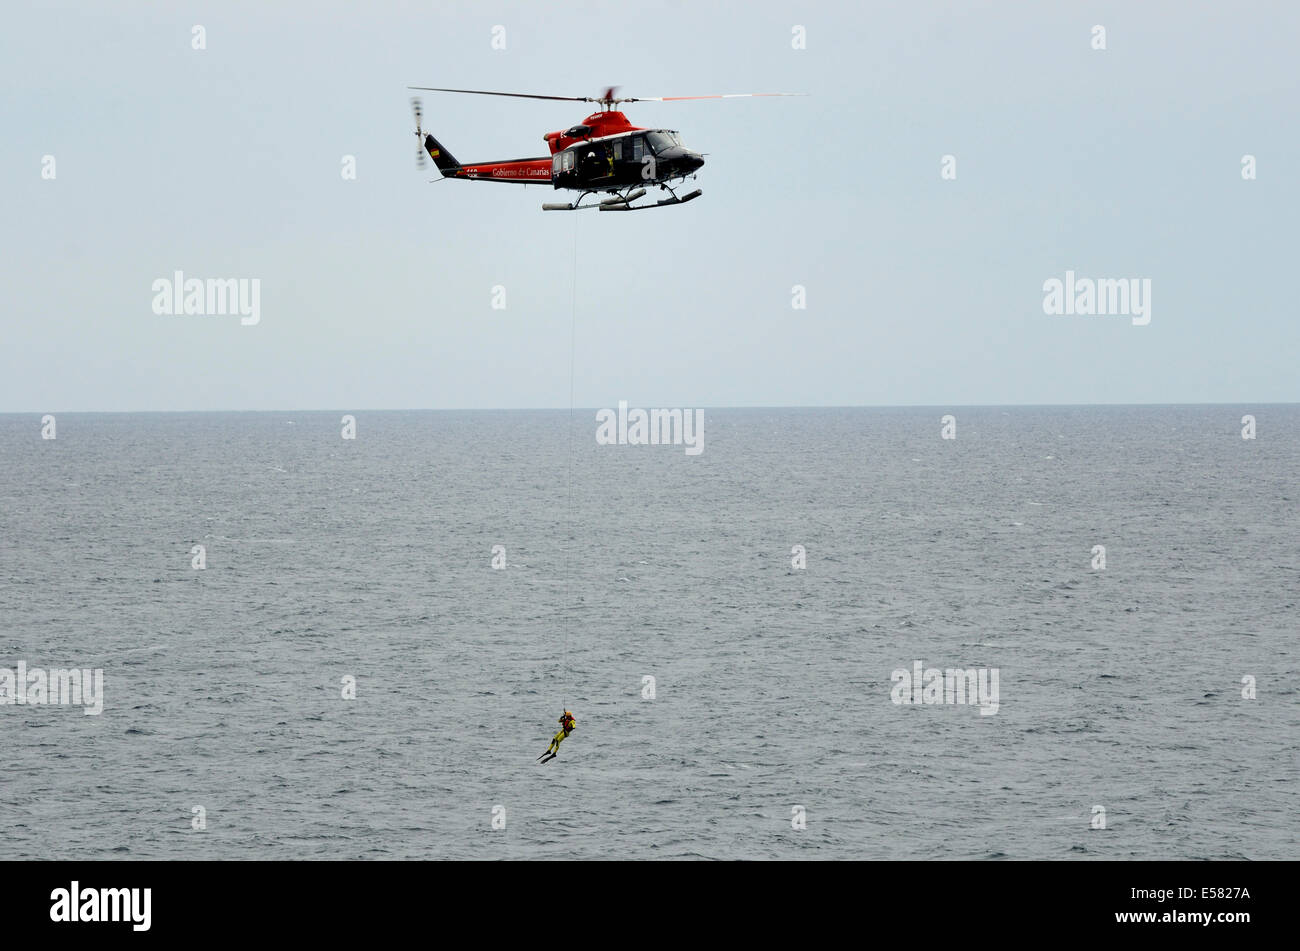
645 131 679 153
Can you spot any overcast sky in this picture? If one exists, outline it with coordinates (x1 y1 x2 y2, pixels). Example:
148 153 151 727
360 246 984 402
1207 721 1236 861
3 1 1297 411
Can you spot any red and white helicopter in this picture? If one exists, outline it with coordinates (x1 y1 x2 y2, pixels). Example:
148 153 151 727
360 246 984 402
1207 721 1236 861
409 85 802 211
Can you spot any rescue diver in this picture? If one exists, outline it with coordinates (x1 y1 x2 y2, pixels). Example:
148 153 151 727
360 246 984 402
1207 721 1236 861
537 710 576 763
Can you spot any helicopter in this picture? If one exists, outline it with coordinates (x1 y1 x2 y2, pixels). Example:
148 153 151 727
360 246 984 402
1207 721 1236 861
408 85 803 211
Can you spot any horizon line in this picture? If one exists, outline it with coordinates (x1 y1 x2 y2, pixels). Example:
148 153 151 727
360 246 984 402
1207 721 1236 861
2 401 1296 415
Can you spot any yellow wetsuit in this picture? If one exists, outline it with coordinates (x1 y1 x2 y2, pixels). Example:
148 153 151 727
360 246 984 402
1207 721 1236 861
546 714 575 755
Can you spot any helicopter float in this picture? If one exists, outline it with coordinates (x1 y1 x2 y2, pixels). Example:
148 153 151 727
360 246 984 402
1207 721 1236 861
408 85 803 211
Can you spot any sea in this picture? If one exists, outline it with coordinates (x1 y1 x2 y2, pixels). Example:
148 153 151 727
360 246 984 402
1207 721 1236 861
1 406 1296 859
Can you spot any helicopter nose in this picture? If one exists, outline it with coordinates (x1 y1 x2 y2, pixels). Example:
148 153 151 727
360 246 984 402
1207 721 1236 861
687 151 705 171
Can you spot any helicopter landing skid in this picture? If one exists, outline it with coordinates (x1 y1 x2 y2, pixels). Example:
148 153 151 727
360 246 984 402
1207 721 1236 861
601 188 701 211
542 186 701 211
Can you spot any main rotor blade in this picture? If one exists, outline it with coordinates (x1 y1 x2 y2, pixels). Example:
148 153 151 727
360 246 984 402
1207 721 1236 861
408 86 597 102
626 93 807 102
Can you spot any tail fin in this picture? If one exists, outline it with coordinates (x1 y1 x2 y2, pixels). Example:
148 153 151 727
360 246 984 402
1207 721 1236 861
423 133 460 175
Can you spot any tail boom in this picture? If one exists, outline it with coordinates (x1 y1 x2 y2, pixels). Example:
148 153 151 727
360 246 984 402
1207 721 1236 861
422 127 551 183
442 155 552 183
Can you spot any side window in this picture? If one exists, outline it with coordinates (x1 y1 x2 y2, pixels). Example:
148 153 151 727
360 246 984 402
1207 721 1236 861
563 151 574 171
552 154 562 175
632 136 643 162
613 140 623 162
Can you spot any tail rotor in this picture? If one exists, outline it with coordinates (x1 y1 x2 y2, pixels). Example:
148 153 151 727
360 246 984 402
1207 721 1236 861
412 97 427 169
